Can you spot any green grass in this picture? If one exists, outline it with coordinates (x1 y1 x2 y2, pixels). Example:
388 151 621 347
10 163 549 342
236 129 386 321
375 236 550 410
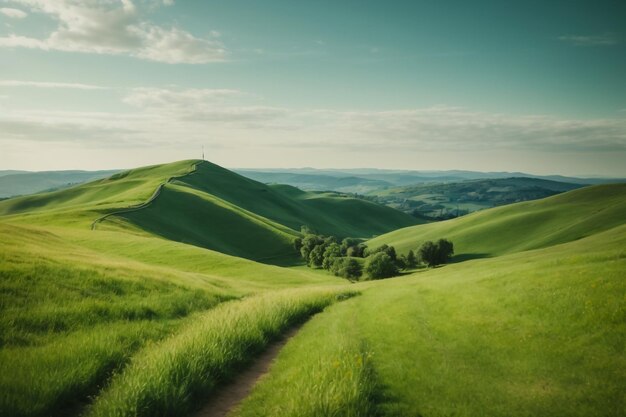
234 296 379 417
86 287 357 417
0 160 196 227
1 161 624 417
368 183 626 257
0 160 417 265
0 221 337 417
238 225 626 417
109 161 417 263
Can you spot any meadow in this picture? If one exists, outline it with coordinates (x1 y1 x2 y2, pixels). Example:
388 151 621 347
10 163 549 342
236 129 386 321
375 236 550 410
0 160 624 417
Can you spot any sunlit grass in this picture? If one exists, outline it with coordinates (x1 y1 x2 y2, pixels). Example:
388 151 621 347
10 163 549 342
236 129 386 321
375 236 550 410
86 287 357 417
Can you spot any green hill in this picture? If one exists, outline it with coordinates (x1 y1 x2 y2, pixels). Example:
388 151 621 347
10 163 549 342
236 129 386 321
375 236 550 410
367 183 626 258
0 160 418 264
1 161 624 417
106 161 417 263
0 160 196 226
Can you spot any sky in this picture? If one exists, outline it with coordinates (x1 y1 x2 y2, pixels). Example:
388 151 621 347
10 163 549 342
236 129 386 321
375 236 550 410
0 0 625 176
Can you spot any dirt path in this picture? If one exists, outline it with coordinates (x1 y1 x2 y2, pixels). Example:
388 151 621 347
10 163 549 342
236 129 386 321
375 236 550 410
195 326 300 417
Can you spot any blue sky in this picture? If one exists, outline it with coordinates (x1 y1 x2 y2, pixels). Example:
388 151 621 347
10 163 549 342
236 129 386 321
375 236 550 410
0 0 625 175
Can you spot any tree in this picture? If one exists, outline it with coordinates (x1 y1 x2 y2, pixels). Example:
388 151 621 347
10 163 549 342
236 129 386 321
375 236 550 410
417 239 454 267
293 237 303 252
435 238 454 264
300 234 323 261
366 244 397 261
406 249 417 268
340 238 360 255
330 257 363 279
365 252 399 279
396 255 407 270
308 245 325 268
322 243 342 270
347 243 367 258
417 241 439 267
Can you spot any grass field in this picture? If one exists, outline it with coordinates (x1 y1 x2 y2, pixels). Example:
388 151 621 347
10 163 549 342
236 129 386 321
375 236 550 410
0 161 624 417
368 183 626 257
237 225 626 417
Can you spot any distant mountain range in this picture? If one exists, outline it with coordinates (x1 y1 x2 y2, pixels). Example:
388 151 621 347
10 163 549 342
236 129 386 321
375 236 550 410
0 170 120 198
234 168 624 219
235 168 624 192
1 167 623 221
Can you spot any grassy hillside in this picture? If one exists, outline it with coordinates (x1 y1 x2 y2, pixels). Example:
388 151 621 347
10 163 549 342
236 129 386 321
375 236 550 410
0 220 339 417
236 224 626 417
0 160 417 263
368 183 626 257
0 160 196 227
102 161 417 263
1 161 623 417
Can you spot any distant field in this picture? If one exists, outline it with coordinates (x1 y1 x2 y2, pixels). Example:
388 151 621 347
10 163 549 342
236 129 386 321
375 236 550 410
0 170 120 198
366 177 584 218
0 160 624 417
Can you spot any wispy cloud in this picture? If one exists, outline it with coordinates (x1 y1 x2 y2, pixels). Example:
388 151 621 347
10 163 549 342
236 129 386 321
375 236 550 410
123 87 243 108
0 7 27 18
558 34 619 46
0 80 108 90
0 0 226 64
1 86 624 155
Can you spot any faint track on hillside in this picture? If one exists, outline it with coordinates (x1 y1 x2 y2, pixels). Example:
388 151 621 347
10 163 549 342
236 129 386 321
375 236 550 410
91 161 201 231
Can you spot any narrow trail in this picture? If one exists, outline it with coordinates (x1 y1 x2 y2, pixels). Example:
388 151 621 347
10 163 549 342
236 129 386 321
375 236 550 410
195 326 300 417
91 161 200 230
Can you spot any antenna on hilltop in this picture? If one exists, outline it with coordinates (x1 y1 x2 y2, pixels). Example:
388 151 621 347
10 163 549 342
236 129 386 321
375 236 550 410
202 145 205 161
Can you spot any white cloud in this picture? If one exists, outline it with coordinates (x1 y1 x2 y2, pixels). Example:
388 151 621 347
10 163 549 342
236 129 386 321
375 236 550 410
329 107 626 152
0 0 226 63
1 87 625 172
0 80 107 90
123 87 243 108
558 34 619 46
3 91 625 154
0 7 27 18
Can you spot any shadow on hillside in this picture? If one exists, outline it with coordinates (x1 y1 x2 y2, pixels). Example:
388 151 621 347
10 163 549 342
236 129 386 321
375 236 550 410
255 254 303 267
451 253 490 263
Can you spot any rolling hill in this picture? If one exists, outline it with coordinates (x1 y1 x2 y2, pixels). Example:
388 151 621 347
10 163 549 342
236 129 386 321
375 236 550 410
0 160 418 264
1 160 624 417
368 183 626 258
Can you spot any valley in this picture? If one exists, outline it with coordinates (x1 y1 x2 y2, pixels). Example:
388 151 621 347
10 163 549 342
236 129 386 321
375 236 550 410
0 160 624 417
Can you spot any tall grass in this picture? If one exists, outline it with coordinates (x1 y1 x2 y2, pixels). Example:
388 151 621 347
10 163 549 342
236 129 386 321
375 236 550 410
234 296 379 417
0 230 230 417
86 287 356 417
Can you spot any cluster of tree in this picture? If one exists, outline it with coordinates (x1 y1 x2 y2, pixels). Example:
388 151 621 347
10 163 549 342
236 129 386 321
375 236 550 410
294 234 366 279
295 230 454 280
